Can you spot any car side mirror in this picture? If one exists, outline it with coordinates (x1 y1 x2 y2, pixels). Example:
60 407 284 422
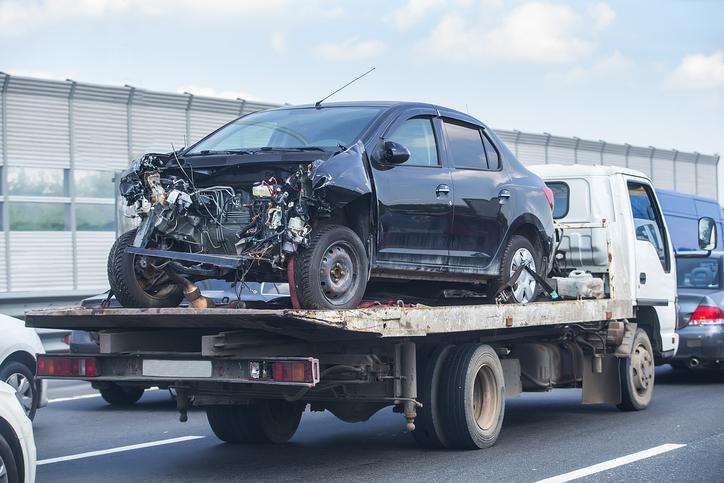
377 141 410 165
698 216 717 252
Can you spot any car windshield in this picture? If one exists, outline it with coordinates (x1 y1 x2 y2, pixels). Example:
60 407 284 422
676 257 721 289
187 106 383 154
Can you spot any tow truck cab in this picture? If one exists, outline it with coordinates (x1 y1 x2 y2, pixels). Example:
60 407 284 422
531 165 682 360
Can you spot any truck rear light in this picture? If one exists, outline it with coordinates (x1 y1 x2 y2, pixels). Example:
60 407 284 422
689 305 724 325
543 186 555 211
37 355 99 377
248 359 319 384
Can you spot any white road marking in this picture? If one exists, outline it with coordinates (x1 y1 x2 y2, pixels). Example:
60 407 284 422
37 435 205 466
536 443 687 483
48 387 161 403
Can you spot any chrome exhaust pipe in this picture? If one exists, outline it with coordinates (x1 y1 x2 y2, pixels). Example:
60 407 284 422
688 357 701 368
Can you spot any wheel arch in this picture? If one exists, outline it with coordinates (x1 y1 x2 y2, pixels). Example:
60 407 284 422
499 214 552 273
0 416 25 483
0 350 36 374
315 193 374 258
634 306 663 356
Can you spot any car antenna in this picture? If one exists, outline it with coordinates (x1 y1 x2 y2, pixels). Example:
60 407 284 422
315 67 375 108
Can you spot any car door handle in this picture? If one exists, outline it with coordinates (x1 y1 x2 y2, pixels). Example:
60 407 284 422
436 184 450 196
640 272 647 284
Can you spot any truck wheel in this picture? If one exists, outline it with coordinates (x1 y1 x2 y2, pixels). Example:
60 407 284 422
1 361 38 420
489 235 541 304
99 384 145 406
413 345 454 449
618 328 654 411
440 344 505 449
293 224 368 310
107 228 184 308
206 401 304 444
0 432 19 483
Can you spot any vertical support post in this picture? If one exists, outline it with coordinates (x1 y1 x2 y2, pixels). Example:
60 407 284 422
573 137 580 164
599 140 606 165
624 144 631 168
544 133 551 164
694 153 700 195
648 146 656 183
672 150 679 191
401 341 417 431
126 86 135 163
513 130 521 158
185 93 193 148
237 98 247 117
68 80 78 290
716 154 721 201
1 74 10 291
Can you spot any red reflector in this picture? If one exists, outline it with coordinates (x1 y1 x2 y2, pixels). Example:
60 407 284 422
543 186 555 211
270 360 315 383
37 355 99 377
690 305 724 325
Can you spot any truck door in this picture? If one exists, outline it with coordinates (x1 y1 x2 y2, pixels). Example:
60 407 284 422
370 112 453 269
626 180 678 354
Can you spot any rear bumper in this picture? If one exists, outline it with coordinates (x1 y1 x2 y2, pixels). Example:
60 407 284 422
673 324 724 363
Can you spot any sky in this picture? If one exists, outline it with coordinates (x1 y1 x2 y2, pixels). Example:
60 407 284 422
1 0 723 163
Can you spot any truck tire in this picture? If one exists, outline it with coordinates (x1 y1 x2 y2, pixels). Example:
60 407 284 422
0 432 20 483
107 228 184 308
440 344 505 450
206 401 304 444
99 384 145 406
489 235 541 304
0 361 38 420
293 224 368 310
412 345 454 449
618 328 654 411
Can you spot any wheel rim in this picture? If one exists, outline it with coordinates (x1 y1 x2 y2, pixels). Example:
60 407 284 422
510 247 536 303
472 364 500 431
6 372 33 416
319 241 359 305
631 343 654 396
0 452 7 483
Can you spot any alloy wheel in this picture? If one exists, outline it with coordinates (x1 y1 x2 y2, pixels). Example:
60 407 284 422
5 372 34 417
509 247 537 303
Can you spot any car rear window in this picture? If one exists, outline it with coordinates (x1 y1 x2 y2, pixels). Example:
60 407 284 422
546 182 569 219
676 257 721 289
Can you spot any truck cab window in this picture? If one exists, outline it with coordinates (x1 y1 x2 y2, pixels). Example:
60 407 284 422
628 182 670 271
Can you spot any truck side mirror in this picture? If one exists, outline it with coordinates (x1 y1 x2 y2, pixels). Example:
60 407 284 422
377 141 410 165
698 217 717 252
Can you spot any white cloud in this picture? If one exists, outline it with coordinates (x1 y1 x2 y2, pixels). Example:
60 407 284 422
271 31 287 54
323 6 345 18
387 0 447 30
419 2 605 64
668 52 724 89
549 51 633 85
315 37 387 61
177 85 261 102
588 2 616 31
0 0 288 36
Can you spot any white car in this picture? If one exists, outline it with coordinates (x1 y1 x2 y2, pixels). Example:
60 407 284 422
0 381 36 483
0 315 47 420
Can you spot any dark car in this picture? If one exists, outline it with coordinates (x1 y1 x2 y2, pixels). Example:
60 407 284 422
108 102 555 310
672 253 724 370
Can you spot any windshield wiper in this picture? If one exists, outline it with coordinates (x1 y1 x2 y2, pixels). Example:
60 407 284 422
258 146 327 152
186 149 254 156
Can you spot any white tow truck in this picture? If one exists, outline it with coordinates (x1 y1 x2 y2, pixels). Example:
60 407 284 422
27 165 715 450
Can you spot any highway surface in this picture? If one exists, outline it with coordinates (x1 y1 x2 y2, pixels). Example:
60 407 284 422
33 366 724 482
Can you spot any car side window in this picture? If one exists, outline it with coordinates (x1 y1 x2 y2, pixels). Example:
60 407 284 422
443 120 487 170
386 118 439 167
628 182 670 271
482 133 500 170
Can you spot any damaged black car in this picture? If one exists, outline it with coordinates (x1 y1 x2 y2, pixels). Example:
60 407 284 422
108 102 555 310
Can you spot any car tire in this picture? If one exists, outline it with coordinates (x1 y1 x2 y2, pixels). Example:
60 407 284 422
439 344 506 450
99 384 145 406
292 224 368 310
412 345 454 449
0 362 38 420
489 235 542 304
618 328 655 411
0 432 19 483
107 228 184 308
206 401 304 444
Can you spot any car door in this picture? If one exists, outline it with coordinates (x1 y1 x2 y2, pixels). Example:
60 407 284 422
370 111 453 269
626 179 677 351
443 118 510 271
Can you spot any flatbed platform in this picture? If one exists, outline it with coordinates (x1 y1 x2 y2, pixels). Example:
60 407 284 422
25 297 632 338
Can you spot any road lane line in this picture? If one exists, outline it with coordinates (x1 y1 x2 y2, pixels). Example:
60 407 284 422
37 435 205 466
48 387 161 403
536 443 687 483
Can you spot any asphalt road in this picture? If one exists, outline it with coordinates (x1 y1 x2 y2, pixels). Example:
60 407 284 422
33 366 724 482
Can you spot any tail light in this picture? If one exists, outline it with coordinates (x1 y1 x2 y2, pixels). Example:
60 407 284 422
689 305 724 325
37 355 99 377
249 358 320 384
543 186 555 211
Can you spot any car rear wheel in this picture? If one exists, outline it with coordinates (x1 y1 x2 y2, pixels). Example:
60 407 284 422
0 432 19 483
618 328 654 411
0 362 38 420
99 384 145 406
292 224 368 310
206 401 304 444
489 235 541 304
107 228 184 308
